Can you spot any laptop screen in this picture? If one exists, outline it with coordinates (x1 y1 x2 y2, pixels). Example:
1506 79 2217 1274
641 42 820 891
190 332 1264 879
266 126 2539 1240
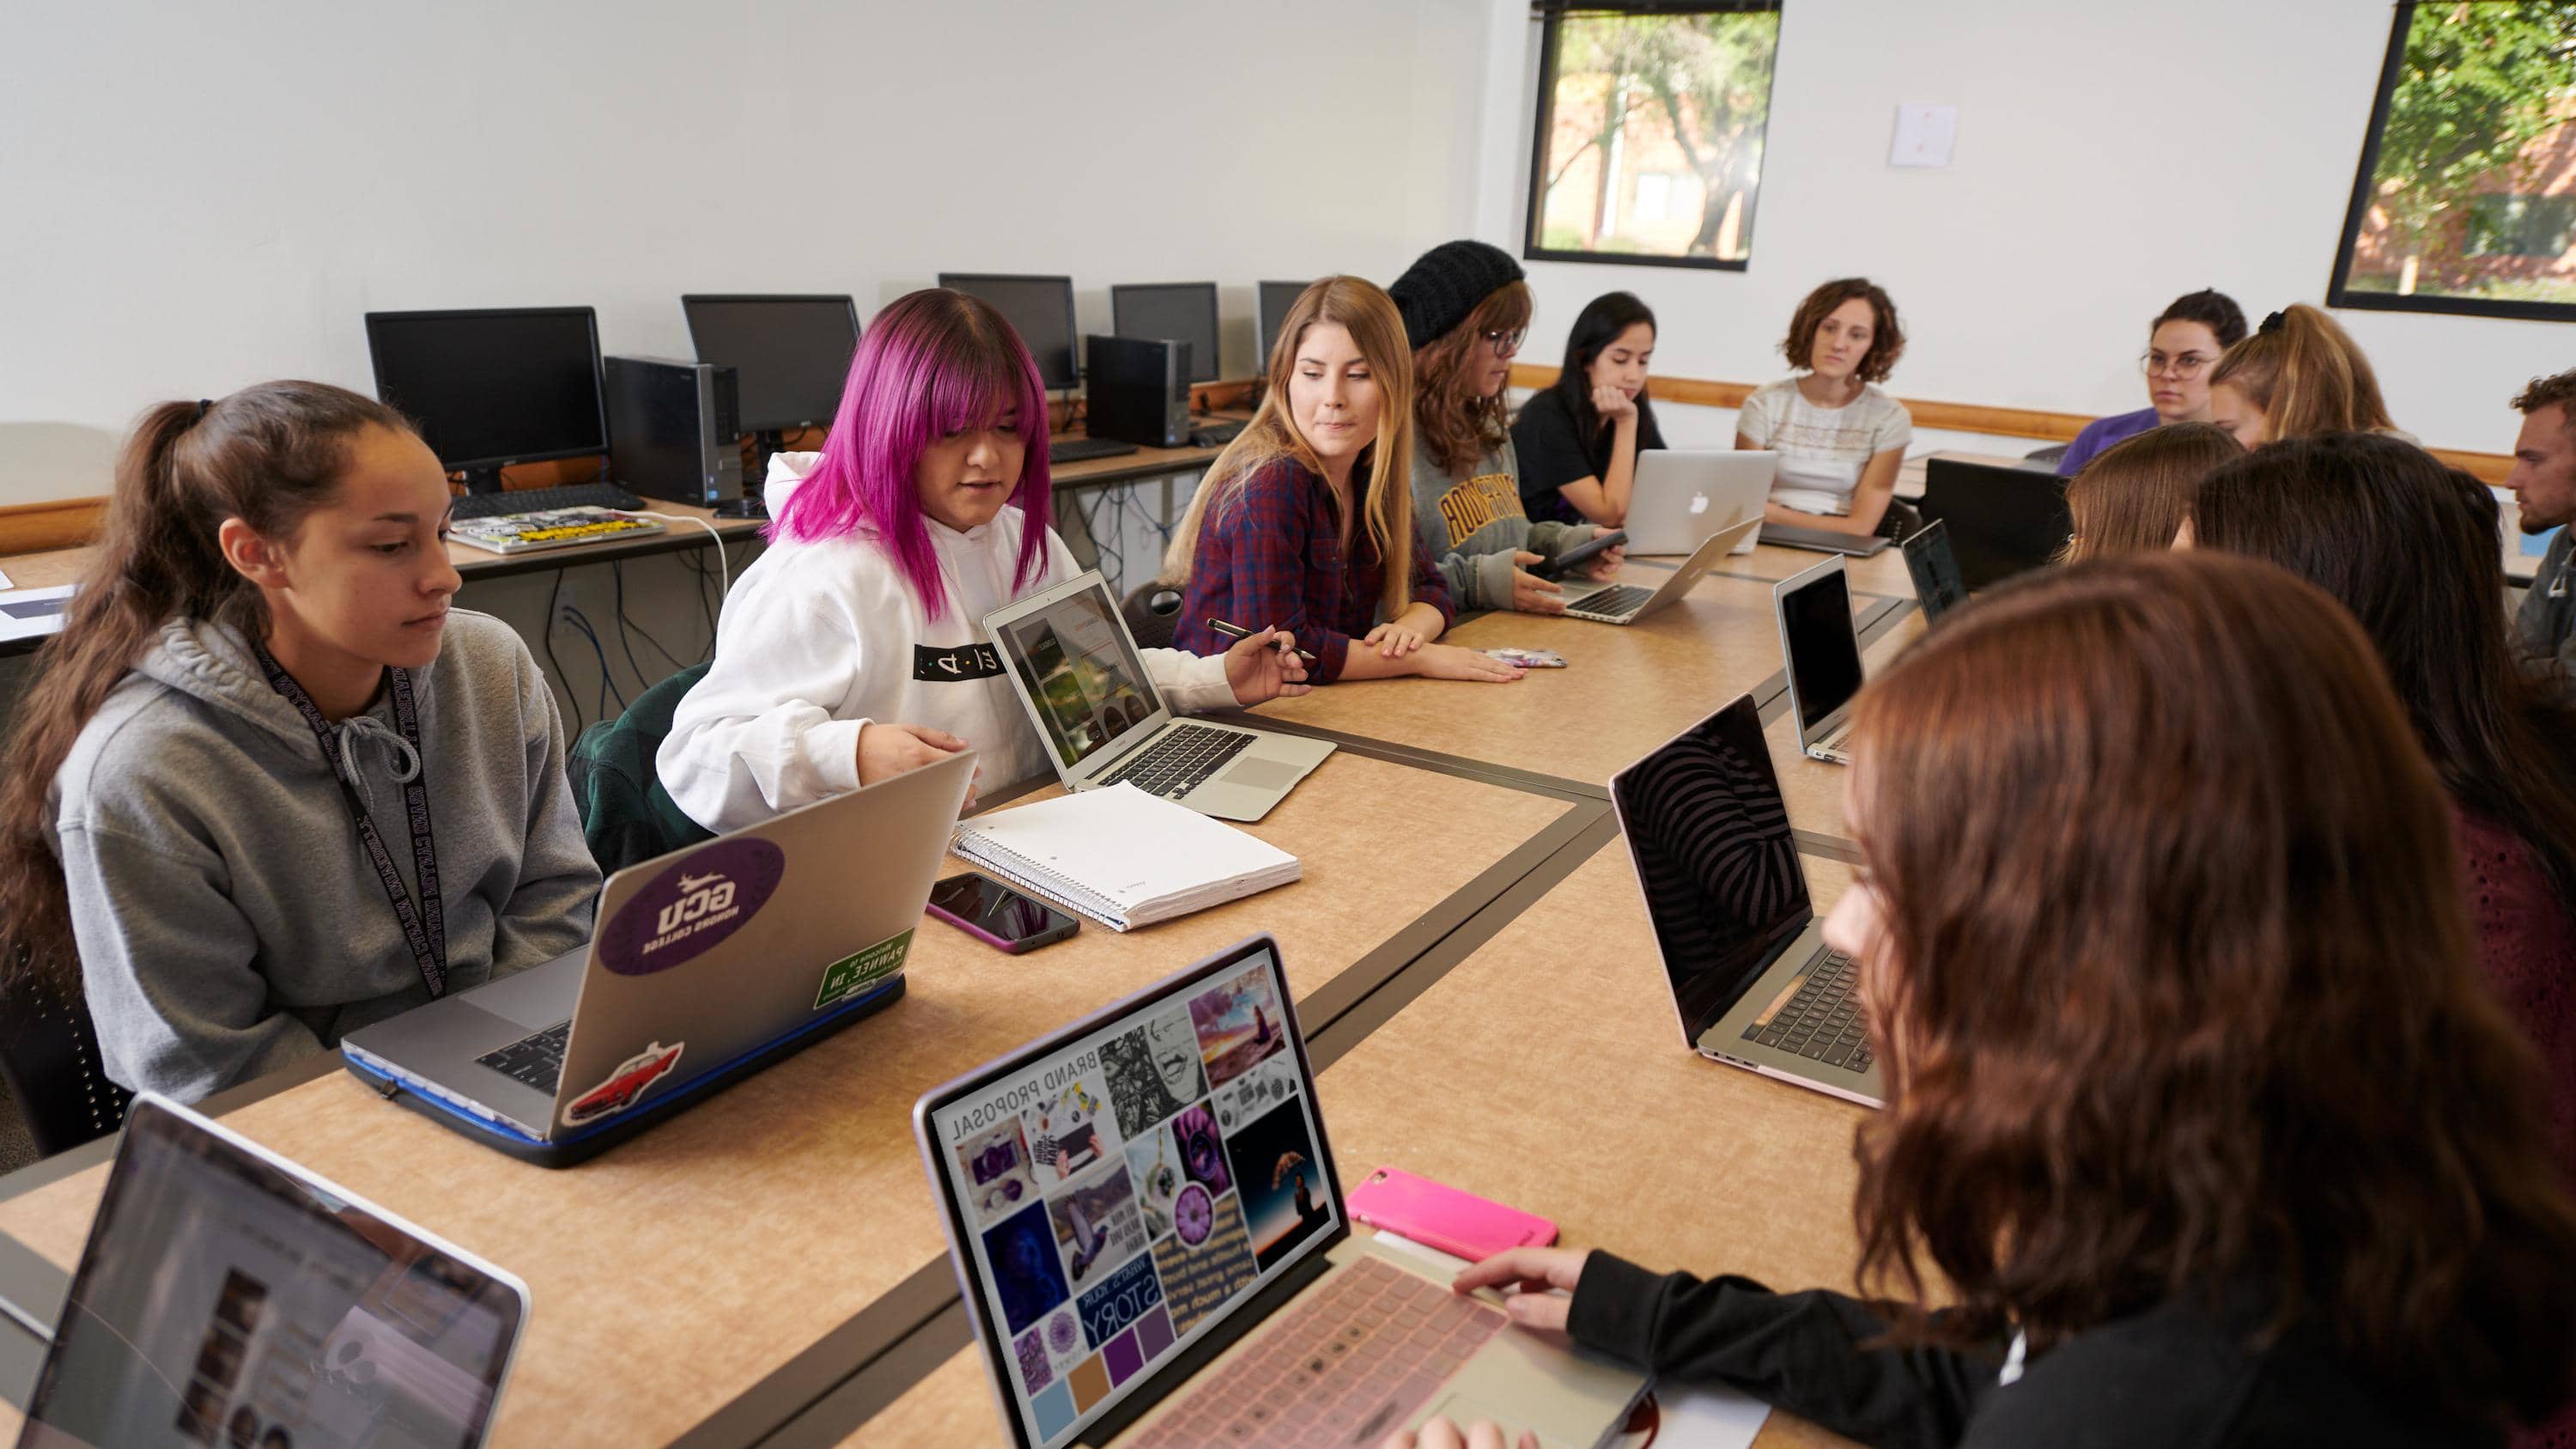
1780 564 1863 731
993 575 1165 772
1901 521 1969 624
22 1098 520 1449
925 941 1340 1448
1612 696 1814 1044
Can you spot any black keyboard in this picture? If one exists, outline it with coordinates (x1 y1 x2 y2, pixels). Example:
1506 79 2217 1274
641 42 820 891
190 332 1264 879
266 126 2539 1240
1569 583 1654 618
450 483 649 520
1100 723 1255 799
1742 950 1874 1072
475 1020 572 1093
1049 437 1140 465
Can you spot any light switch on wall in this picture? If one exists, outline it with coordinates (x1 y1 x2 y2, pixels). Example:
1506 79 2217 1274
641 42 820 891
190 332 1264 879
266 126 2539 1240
1890 103 1959 167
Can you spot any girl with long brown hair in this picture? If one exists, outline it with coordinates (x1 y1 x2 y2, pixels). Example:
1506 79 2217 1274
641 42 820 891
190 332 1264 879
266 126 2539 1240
1398 554 2576 1448
0 382 601 1102
2060 420 2239 560
2188 433 2576 1201
1387 240 1622 615
1165 277 1521 685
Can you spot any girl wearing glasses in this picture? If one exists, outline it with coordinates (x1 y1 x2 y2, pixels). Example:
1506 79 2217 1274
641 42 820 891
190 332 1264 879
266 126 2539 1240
1389 240 1623 615
2057 289 2248 477
1737 277 1912 539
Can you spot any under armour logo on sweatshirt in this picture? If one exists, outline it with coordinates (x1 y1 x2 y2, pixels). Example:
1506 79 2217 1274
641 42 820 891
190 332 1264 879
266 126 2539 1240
1435 472 1524 548
914 643 1005 681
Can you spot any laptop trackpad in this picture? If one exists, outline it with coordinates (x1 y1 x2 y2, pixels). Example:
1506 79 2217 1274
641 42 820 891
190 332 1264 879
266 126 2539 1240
1221 758 1304 792
1417 1324 1644 1448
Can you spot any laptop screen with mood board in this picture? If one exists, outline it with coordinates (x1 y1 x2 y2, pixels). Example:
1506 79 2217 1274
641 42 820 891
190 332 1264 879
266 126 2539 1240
922 940 1341 1448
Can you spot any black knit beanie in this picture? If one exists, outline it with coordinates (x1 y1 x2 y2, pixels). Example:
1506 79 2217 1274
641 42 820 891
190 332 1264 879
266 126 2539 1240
1387 240 1524 350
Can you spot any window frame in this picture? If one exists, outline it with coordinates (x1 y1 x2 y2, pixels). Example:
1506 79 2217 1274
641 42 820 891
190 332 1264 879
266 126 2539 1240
1520 0 1784 273
2327 1 2576 324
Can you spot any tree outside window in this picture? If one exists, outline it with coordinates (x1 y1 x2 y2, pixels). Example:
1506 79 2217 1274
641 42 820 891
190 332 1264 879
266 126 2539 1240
2331 2 2576 321
1523 4 1782 271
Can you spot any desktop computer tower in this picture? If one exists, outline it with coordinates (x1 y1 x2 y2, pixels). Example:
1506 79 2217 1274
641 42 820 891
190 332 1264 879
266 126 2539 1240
605 356 744 508
1084 335 1192 448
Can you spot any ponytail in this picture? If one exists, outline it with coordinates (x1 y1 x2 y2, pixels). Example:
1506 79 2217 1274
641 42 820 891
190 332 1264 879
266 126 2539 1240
0 381 414 996
2208 303 2397 442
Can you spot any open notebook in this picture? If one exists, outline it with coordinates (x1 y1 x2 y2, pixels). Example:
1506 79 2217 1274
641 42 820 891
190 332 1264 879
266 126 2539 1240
950 783 1300 931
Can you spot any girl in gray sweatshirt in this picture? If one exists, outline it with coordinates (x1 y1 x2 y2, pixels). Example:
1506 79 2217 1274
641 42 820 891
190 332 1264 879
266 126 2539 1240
0 383 599 1104
1388 240 1621 612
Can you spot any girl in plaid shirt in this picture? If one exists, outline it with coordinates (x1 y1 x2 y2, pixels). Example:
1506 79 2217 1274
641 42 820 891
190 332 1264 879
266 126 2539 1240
1163 278 1523 687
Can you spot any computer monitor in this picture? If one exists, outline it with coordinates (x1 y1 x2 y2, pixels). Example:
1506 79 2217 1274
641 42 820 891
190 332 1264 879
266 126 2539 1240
364 307 606 495
938 273 1078 391
1255 280 1312 374
1109 282 1219 385
681 294 860 434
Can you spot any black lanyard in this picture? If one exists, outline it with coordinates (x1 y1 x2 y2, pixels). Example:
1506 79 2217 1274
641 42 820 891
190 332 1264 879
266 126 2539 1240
253 643 448 998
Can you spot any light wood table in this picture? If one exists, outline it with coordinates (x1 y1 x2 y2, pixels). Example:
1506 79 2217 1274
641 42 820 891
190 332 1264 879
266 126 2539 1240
0 752 1589 1447
857 839 1871 1447
1245 565 1899 794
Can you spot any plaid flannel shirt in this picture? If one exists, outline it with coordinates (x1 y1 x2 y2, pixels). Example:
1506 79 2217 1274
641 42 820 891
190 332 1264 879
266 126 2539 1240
1176 458 1455 683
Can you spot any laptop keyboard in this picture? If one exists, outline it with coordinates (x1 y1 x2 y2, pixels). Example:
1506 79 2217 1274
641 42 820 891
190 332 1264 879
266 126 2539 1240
1099 723 1255 799
475 1020 571 1093
1126 1255 1506 1449
1569 583 1652 618
1742 950 1874 1072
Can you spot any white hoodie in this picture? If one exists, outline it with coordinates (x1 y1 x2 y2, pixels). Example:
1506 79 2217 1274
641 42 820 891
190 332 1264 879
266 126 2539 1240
657 454 1234 834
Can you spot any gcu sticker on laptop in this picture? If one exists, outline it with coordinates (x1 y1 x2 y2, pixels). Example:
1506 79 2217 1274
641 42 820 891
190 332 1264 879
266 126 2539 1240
598 837 787 976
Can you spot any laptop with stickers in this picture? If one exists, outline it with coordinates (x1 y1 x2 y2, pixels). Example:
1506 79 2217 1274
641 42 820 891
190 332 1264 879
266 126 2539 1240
342 749 974 1167
916 935 1645 1449
15 1093 526 1449
986 570 1333 823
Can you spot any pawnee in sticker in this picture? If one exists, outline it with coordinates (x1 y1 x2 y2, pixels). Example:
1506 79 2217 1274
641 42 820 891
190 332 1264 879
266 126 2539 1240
814 928 915 1012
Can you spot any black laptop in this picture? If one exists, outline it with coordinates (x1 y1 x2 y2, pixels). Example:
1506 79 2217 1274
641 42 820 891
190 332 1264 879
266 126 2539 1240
1899 519 1970 624
1918 457 2071 589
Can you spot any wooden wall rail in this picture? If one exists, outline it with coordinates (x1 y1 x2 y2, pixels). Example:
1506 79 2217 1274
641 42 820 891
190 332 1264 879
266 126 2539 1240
0 369 2517 558
1505 363 2516 484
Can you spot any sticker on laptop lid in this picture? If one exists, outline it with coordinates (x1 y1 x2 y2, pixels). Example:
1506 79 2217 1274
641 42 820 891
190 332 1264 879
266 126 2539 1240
598 837 787 977
562 1040 685 1128
814 928 914 1012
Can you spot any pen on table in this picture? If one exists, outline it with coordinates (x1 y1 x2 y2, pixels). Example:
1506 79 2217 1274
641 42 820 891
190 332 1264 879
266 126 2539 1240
1205 618 1321 663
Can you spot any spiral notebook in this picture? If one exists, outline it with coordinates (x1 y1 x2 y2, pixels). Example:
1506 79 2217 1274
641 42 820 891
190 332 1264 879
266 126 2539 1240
949 783 1300 931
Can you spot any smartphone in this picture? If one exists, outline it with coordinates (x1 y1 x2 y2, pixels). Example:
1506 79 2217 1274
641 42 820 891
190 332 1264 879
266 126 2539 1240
1345 1166 1558 1262
1539 528 1627 580
926 871 1079 953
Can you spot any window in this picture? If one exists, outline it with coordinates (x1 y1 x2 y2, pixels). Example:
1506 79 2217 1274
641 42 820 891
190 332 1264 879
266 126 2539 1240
1523 2 1783 271
2329 2 2576 322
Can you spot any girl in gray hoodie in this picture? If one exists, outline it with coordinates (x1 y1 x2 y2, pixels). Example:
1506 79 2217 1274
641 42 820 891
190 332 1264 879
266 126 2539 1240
0 382 600 1104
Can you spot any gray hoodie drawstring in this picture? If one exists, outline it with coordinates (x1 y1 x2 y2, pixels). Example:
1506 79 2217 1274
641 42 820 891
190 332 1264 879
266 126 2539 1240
331 715 422 818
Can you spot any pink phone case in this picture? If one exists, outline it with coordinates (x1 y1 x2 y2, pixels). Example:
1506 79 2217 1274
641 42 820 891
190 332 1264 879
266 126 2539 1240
1344 1167 1558 1262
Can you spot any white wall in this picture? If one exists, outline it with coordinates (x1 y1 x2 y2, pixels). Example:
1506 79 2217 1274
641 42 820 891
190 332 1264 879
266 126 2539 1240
0 0 1496 503
1471 0 2572 457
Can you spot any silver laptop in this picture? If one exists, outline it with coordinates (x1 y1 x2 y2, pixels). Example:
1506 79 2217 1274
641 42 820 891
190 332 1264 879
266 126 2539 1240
1609 696 1886 1109
915 935 1645 1449
987 571 1333 822
342 748 974 1166
15 1093 528 1449
1773 556 1865 764
1558 514 1763 624
1621 450 1773 555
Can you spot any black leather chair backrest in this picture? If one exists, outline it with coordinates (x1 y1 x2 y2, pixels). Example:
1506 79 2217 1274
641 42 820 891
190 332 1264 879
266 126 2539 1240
1120 582 1186 652
0 958 131 1160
